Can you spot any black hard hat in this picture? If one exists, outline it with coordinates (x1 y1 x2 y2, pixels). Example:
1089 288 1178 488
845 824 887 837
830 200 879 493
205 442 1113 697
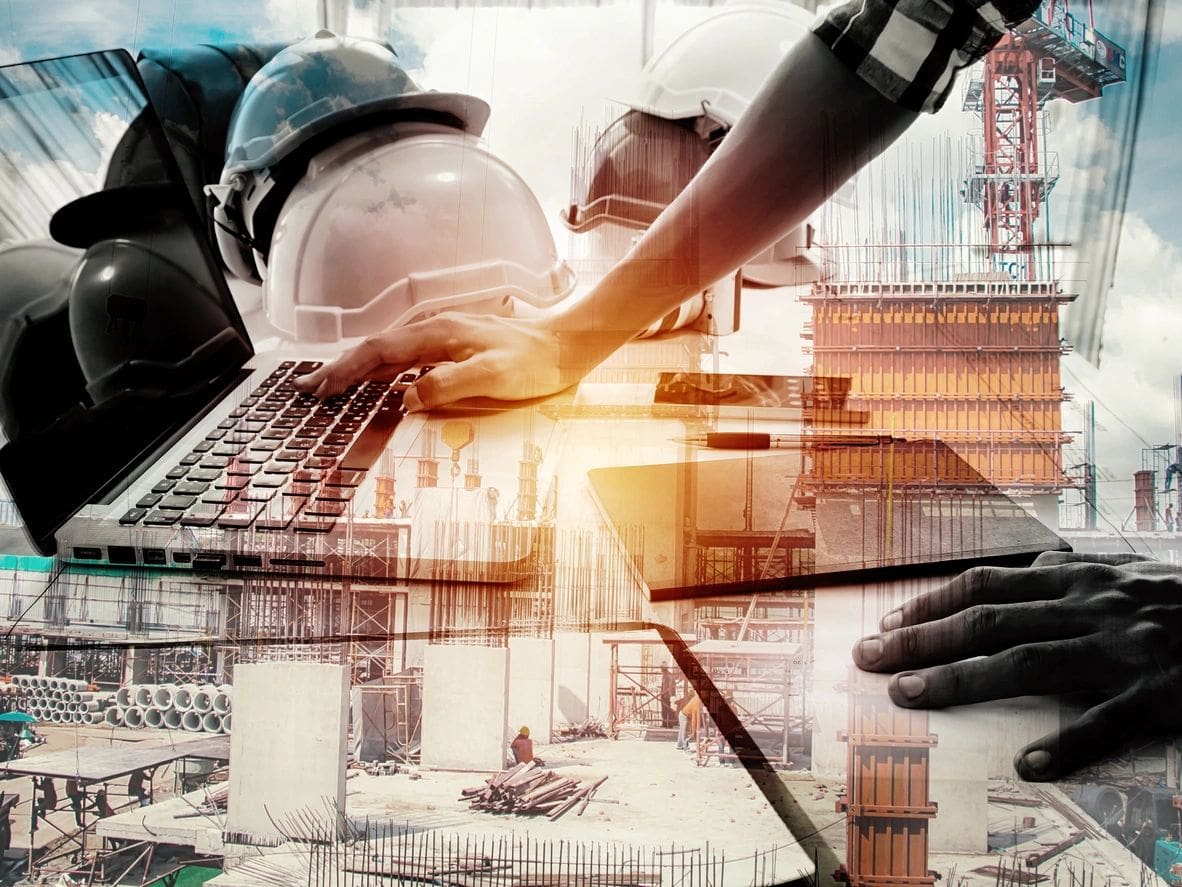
0 240 87 441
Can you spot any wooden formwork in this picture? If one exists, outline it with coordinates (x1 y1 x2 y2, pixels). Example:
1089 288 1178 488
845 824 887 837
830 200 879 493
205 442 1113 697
837 670 937 887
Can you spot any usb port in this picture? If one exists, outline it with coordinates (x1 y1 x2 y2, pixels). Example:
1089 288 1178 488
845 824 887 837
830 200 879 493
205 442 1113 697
172 552 192 564
72 547 101 560
143 549 166 565
107 546 136 565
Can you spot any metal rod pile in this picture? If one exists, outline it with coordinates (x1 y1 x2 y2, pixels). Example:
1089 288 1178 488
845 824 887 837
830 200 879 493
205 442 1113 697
461 762 607 820
553 719 608 742
10 675 116 725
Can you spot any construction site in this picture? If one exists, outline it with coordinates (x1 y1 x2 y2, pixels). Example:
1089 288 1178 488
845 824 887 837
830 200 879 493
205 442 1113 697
0 1 1175 886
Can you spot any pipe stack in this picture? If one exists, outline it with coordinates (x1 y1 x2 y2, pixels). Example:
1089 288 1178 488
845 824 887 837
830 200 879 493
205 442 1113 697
9 675 117 725
111 682 232 734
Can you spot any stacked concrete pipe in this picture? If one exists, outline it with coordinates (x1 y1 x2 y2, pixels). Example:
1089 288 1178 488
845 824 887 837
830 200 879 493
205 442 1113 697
7 676 115 726
110 681 232 734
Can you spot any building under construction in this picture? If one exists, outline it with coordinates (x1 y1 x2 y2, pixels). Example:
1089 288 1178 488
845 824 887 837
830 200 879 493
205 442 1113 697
803 5 1129 887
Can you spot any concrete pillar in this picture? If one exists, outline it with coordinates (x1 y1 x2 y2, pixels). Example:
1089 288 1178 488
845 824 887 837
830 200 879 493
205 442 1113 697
552 632 591 725
421 645 509 770
123 649 150 686
508 638 554 745
226 663 349 844
38 646 65 679
404 587 431 669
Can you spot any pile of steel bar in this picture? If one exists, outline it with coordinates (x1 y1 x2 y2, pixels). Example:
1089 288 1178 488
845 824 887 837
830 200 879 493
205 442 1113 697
461 762 608 820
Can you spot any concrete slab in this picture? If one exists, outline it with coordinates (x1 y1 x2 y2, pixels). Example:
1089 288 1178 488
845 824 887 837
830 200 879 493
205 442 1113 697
553 632 591 725
226 663 348 844
206 738 816 886
420 645 509 771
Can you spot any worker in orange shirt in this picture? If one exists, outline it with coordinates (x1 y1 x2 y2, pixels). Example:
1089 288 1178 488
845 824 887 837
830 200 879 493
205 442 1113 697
676 691 701 751
510 726 534 765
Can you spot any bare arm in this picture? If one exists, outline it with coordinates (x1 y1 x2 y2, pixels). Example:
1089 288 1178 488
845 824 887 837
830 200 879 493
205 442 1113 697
296 33 918 408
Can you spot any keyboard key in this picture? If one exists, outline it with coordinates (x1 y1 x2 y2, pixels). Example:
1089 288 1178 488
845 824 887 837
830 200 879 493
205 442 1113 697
314 446 344 459
225 461 262 476
283 408 311 419
199 456 230 470
236 420 268 434
225 432 254 445
192 440 215 453
119 508 147 525
151 480 176 494
174 481 209 496
271 418 301 429
204 428 227 441
188 468 221 482
143 510 181 526
294 360 323 374
218 500 265 528
217 418 237 430
136 493 162 509
240 486 276 502
275 450 306 463
159 495 197 510
292 470 323 484
180 503 224 527
294 516 337 533
305 499 347 517
305 457 337 470
213 443 245 457
261 428 292 441
202 489 238 505
256 496 308 531
237 450 271 465
288 439 316 450
398 373 418 384
324 434 353 446
293 427 321 439
315 486 355 502
179 453 202 466
249 439 282 452
252 475 288 488
166 466 188 480
214 474 250 490
263 462 296 475
228 407 248 418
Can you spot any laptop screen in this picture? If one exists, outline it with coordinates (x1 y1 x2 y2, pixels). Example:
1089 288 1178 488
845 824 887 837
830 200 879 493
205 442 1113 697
0 50 252 555
588 440 1069 601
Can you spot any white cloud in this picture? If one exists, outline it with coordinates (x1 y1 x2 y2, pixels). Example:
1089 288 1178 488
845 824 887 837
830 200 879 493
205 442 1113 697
1061 211 1182 514
255 0 319 42
0 45 19 65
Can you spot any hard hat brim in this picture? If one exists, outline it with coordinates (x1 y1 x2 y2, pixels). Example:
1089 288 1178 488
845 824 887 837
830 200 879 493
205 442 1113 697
50 183 186 249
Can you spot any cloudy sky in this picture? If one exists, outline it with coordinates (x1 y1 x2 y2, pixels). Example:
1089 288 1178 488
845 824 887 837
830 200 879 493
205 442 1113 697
0 0 1177 530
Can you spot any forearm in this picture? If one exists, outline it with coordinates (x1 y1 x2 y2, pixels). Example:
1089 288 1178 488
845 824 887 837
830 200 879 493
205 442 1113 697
549 32 918 373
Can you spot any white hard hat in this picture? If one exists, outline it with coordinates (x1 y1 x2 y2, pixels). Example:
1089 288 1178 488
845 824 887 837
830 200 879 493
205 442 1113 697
567 3 823 288
263 123 576 343
630 2 816 128
208 31 490 284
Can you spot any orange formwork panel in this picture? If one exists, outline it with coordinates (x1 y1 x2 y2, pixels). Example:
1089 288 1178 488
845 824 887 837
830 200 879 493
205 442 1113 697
839 670 937 887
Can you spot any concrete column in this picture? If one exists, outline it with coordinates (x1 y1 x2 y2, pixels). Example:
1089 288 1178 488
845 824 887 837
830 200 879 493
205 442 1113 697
552 632 591 726
123 649 150 686
421 645 510 770
226 663 349 844
508 638 554 745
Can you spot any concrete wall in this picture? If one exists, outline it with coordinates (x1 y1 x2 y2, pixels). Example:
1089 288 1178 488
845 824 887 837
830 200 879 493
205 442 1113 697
553 632 591 725
226 663 348 844
508 637 554 744
421 644 509 770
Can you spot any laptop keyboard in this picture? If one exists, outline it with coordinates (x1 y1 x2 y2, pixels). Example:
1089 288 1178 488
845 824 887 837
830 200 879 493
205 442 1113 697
118 361 424 535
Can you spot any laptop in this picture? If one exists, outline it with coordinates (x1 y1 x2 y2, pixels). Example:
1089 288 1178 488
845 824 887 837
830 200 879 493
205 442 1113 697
588 440 1070 602
0 49 561 581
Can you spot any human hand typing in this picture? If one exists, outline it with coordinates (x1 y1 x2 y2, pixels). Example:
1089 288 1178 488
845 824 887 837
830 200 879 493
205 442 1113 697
293 312 592 411
852 551 1182 781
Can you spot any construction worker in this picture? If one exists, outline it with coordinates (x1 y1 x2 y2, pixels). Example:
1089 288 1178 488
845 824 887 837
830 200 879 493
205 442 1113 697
291 0 1182 785
510 726 534 765
676 691 701 752
659 664 677 729
35 777 56 820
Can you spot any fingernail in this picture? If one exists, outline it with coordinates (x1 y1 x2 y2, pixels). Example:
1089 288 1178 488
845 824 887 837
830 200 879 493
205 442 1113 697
1019 749 1053 778
896 674 925 700
403 387 424 413
881 609 903 632
856 638 882 666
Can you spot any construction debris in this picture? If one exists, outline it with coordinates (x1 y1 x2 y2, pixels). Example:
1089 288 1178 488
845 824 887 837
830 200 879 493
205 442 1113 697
461 762 608 820
552 719 608 743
